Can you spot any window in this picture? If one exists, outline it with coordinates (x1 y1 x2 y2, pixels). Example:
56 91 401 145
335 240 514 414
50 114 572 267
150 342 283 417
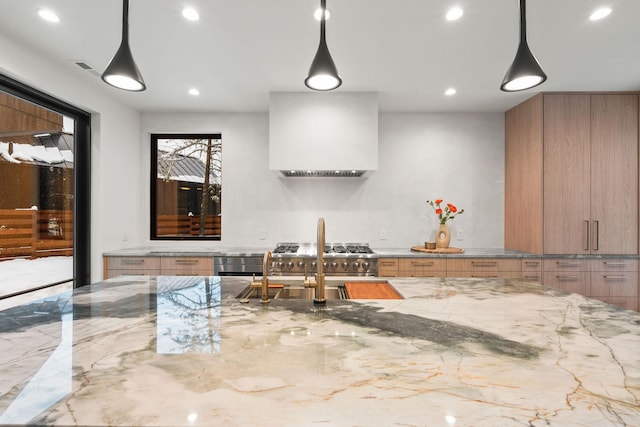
151 134 222 240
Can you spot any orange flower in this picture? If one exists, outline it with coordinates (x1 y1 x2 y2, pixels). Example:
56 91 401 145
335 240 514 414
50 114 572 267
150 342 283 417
427 198 464 224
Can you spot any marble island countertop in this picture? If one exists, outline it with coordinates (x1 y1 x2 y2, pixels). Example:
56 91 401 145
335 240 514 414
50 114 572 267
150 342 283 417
1 276 639 426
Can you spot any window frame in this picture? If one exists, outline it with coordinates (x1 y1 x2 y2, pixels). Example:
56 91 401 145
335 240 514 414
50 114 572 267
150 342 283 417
150 133 222 241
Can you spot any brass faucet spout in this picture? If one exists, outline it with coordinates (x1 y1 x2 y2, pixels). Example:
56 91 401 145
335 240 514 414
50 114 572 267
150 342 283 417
261 251 272 304
315 218 326 305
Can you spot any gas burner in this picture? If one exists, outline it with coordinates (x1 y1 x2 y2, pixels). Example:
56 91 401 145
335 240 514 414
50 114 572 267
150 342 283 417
324 245 347 254
273 245 299 254
346 245 374 254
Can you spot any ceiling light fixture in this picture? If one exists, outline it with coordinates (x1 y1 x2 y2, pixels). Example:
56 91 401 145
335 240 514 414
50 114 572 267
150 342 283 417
182 7 200 21
589 7 611 21
38 9 60 23
314 7 331 21
188 88 200 96
305 0 342 91
445 88 457 96
101 0 146 92
500 0 547 92
446 7 464 21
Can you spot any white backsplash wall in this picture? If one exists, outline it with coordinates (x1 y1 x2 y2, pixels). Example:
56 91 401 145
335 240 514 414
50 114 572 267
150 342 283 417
141 111 504 249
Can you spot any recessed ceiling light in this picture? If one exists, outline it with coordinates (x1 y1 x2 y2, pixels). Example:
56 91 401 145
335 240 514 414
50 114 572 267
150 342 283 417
314 7 331 21
589 7 611 21
188 88 200 96
445 88 457 96
38 9 60 23
446 7 464 21
182 7 200 21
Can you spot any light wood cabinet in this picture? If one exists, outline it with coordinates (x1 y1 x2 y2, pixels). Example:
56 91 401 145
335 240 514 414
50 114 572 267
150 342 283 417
104 256 214 279
506 92 639 255
103 256 161 279
446 258 520 278
543 259 590 295
160 257 214 276
398 258 445 277
589 259 638 311
521 259 543 282
542 258 638 311
378 258 399 277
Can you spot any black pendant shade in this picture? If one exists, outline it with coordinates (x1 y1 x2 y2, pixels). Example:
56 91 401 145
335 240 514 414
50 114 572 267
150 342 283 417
101 0 146 92
305 0 342 91
500 0 546 92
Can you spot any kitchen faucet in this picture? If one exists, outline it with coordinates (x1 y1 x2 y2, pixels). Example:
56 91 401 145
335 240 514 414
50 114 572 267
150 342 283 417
261 250 272 304
314 217 326 305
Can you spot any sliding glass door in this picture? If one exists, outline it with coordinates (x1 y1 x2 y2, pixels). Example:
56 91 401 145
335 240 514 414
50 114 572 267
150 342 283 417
0 75 90 299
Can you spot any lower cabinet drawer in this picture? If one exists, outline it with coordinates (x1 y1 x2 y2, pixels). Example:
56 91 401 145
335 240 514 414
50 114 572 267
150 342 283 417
521 259 542 282
104 270 156 279
590 272 638 297
590 259 638 272
543 259 589 272
399 258 446 277
378 258 399 277
106 256 160 270
445 258 520 278
543 271 589 295
160 257 213 275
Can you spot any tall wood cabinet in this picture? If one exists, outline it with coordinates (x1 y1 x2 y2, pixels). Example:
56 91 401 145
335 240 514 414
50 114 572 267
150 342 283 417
506 93 639 255
506 92 639 311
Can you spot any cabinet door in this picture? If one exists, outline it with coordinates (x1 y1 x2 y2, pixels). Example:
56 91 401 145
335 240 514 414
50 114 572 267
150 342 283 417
543 94 591 254
398 258 445 277
590 94 638 254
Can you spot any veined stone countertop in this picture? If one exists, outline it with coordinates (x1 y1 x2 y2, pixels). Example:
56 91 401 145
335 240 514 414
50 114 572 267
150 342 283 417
103 246 639 259
0 275 638 426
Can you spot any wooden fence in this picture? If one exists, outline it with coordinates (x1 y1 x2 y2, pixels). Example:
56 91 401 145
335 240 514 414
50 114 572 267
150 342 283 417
0 209 73 260
156 214 221 237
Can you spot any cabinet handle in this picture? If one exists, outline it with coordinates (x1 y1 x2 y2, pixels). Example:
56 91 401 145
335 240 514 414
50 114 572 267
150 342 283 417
584 220 590 251
593 220 599 251
555 261 580 267
603 262 627 267
471 261 498 267
603 275 628 280
556 275 580 281
175 259 199 265
122 259 145 265
381 262 396 266
524 261 540 267
411 261 434 267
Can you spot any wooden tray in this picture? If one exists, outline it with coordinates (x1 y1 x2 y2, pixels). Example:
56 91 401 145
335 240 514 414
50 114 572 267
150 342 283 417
410 246 464 254
344 281 404 299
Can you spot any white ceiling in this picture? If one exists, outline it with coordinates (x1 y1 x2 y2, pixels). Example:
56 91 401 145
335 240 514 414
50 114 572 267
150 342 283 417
0 0 638 113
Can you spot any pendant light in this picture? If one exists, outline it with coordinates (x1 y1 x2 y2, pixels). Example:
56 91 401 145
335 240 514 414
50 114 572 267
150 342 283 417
500 0 546 92
101 0 146 91
305 0 342 91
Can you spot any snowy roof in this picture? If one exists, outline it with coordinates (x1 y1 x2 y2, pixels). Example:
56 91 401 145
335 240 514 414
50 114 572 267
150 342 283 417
0 133 74 168
157 151 217 184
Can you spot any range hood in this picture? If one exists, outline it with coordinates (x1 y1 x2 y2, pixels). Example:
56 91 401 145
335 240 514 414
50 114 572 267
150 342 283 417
269 92 378 177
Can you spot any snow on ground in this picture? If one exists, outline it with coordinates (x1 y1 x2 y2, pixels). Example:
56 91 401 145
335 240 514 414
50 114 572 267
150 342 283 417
0 256 73 298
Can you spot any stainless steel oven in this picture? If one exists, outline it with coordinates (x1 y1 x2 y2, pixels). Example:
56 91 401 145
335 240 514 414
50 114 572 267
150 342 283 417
214 256 263 276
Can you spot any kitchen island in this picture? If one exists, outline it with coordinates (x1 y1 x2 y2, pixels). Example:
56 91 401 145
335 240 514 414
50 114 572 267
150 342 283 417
0 276 638 426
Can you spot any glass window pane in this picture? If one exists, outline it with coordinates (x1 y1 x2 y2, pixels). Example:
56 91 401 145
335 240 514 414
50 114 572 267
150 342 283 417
151 134 222 240
0 90 73 297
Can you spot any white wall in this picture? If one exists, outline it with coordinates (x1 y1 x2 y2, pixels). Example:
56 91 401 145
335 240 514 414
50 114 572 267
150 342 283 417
142 111 504 249
0 32 505 287
0 34 142 282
